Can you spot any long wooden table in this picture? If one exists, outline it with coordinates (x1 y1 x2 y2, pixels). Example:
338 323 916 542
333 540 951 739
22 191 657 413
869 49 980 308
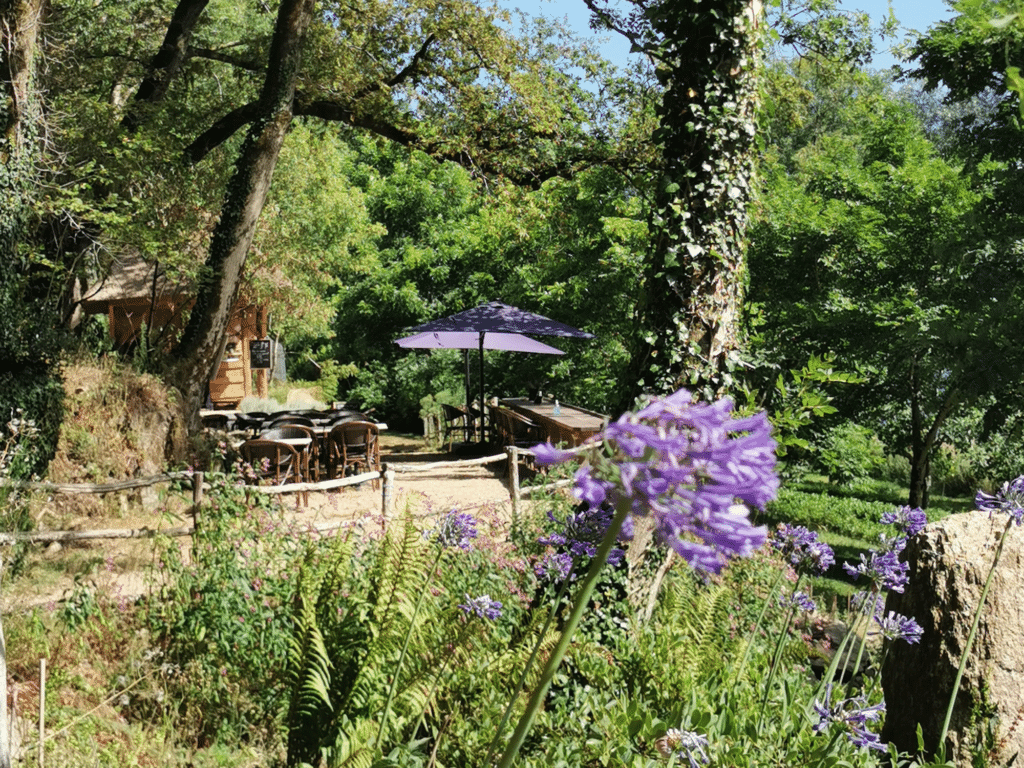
500 398 607 447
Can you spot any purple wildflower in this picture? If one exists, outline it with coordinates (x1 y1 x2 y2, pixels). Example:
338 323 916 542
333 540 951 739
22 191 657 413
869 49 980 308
534 551 574 583
430 510 478 550
534 389 777 575
780 590 817 613
458 594 502 621
880 506 928 537
850 590 885 617
843 549 910 593
772 524 835 574
539 505 626 564
655 728 710 767
873 610 923 644
813 684 886 751
976 476 1024 526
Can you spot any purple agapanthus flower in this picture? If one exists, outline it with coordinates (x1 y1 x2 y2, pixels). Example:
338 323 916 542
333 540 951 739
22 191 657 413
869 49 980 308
976 476 1024 526
533 389 777 574
458 594 502 621
772 524 835 574
430 510 478 550
880 506 928 537
534 551 574 583
539 506 626 564
780 590 817 613
873 610 923 644
843 549 910 593
850 590 885 617
813 684 886 751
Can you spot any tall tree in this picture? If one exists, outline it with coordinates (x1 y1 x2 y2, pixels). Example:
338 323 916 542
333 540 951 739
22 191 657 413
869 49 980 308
746 63 1024 507
583 0 764 405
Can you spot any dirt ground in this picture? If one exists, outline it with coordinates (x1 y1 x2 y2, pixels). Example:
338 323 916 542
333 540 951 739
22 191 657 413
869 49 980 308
5 433 532 613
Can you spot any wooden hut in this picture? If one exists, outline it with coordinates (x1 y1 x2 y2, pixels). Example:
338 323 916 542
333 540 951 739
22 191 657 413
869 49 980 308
79 255 270 408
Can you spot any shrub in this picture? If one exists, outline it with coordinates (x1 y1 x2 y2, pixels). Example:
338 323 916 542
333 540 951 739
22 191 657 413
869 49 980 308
813 422 886 485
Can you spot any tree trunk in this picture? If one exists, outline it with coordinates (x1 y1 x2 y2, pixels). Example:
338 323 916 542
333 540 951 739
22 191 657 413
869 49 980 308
907 360 961 509
166 0 316 430
625 0 763 407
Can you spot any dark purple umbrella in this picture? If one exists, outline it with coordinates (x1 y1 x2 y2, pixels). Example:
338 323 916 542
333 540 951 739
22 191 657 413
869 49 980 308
395 331 565 355
403 302 593 442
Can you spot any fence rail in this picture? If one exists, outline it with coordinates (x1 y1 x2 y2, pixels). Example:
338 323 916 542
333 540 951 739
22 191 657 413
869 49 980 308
0 444 593 545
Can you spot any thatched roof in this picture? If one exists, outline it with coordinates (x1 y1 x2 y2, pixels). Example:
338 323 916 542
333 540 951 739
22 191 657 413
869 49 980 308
80 253 192 312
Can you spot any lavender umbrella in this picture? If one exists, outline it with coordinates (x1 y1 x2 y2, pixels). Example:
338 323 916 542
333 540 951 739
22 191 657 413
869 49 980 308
403 303 593 443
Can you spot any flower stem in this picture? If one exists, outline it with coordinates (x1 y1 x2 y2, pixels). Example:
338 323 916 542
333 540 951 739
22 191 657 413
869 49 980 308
935 516 1013 759
493 502 630 768
483 560 577 765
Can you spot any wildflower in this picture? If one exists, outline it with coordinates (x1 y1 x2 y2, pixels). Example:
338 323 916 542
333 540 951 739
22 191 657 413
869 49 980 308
772 524 835 574
534 389 777 574
880 505 928 537
813 684 886 751
654 728 710 767
534 551 574 583
458 594 502 621
874 610 923 644
976 476 1024 525
843 549 909 593
430 510 478 550
780 590 816 613
850 590 885 617
539 505 626 564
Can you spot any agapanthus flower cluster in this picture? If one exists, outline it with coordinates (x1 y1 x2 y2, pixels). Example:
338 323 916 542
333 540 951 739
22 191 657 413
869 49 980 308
873 610 923 645
976 476 1024 526
429 510 478 550
843 549 910 593
879 506 928 537
534 389 777 574
458 594 502 621
772 524 835 574
534 551 574 583
813 684 886 751
539 505 626 564
780 590 817 613
654 728 710 767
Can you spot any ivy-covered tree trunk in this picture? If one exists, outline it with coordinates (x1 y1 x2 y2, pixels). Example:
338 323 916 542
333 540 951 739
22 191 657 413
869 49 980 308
1 0 65 477
167 0 315 429
625 0 763 406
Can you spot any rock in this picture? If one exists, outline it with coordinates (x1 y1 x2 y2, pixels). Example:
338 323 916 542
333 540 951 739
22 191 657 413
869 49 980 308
880 512 1024 767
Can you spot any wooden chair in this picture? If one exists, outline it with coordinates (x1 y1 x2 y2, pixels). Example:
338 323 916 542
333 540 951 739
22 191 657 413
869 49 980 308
239 438 307 505
493 407 542 449
327 420 381 488
441 403 479 449
260 424 318 481
268 414 315 428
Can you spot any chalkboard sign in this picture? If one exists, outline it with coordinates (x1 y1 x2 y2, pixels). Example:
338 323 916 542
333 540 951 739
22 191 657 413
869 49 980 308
249 339 272 369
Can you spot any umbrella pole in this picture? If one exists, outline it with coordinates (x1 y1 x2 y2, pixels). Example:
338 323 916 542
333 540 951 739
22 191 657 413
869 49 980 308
464 349 472 443
479 333 486 444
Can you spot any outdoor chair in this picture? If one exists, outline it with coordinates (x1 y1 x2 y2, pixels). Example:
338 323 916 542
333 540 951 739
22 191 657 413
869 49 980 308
327 420 381 488
493 407 542 450
260 424 318 481
441 403 480 449
268 414 315 428
239 438 307 505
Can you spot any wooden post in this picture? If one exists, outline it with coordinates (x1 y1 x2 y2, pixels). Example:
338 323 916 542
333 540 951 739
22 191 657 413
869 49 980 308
192 471 204 533
381 465 395 518
506 447 521 519
38 658 45 768
0 557 10 768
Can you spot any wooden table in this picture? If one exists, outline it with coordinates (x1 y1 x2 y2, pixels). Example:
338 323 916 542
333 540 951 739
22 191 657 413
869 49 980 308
500 398 607 447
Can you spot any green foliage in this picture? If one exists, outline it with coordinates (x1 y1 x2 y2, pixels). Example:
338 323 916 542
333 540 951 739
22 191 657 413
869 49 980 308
146 469 303 748
764 487 905 543
814 422 887 484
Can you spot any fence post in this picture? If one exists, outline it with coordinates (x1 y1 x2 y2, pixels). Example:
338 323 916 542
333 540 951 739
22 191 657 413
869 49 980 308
382 464 396 519
38 658 45 768
0 557 10 768
192 471 204 533
506 446 521 519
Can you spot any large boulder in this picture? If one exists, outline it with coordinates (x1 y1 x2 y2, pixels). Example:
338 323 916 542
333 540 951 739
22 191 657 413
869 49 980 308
881 512 1024 767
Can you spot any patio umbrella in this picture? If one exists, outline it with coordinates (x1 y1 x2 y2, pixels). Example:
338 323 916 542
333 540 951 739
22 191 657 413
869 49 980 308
395 330 565 444
403 302 593 442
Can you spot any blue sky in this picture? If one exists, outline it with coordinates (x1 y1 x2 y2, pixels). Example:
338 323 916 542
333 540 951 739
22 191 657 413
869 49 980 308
502 0 958 71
